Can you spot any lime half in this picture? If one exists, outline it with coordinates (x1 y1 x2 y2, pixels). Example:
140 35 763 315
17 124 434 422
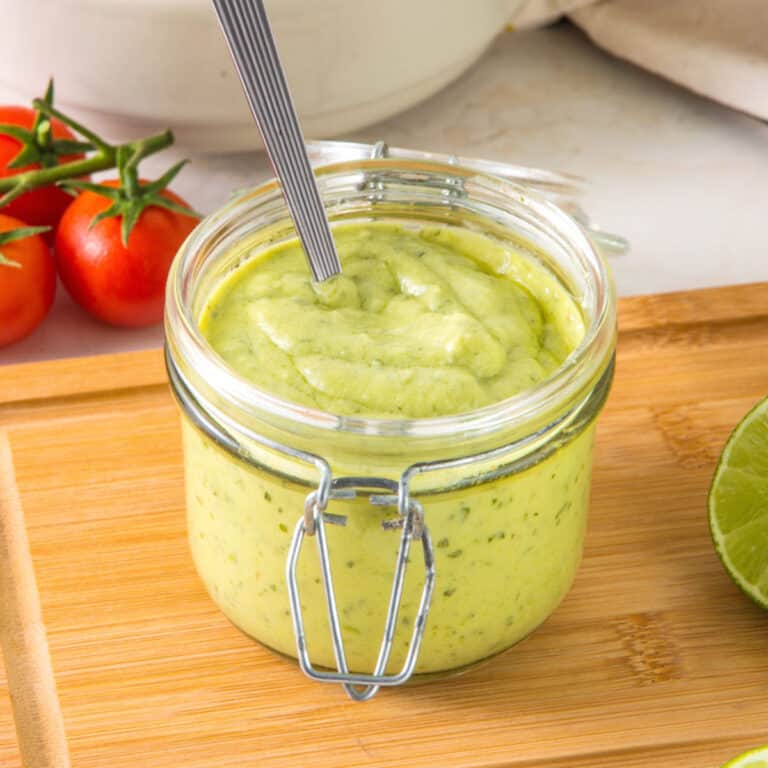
709 396 768 609
722 746 768 767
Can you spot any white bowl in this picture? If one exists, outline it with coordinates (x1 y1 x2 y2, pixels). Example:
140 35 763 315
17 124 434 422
1 0 521 152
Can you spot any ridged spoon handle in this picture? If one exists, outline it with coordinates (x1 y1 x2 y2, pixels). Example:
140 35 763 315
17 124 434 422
212 0 342 282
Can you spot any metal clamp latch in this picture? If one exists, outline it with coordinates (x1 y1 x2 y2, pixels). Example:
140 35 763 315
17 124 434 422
286 476 436 701
360 140 465 201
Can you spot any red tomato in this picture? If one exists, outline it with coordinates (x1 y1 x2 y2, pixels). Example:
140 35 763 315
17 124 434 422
54 180 199 327
0 213 56 347
0 105 84 231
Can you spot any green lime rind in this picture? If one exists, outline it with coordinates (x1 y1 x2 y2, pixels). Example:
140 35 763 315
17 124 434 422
708 396 768 610
721 745 768 767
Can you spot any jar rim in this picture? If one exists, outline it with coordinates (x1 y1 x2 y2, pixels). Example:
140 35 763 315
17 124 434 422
165 157 616 442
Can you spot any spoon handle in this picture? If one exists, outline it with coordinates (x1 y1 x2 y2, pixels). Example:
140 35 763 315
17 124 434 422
212 0 342 282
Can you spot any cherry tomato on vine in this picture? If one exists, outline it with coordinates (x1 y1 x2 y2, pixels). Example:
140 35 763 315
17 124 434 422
0 105 85 230
0 214 55 347
55 179 199 327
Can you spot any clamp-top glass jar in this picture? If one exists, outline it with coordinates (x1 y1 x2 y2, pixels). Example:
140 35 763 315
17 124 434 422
165 151 616 700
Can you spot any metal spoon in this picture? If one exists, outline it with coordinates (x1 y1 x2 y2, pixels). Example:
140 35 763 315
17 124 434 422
211 0 342 282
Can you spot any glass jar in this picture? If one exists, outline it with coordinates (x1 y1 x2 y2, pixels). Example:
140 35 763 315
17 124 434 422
164 154 616 700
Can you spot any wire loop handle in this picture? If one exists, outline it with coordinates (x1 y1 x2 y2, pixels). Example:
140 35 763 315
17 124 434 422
287 477 435 701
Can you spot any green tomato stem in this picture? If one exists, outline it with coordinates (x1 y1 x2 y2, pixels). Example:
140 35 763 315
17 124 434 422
119 145 142 200
32 97 111 153
0 225 49 268
0 129 175 208
0 253 21 268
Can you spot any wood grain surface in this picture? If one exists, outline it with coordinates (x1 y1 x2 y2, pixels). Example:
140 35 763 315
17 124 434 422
1 283 767 768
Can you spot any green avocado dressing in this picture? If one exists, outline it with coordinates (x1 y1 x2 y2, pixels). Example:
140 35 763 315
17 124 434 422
201 222 585 417
185 221 596 675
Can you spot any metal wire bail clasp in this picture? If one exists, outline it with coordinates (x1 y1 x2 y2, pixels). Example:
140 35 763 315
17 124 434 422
285 477 436 701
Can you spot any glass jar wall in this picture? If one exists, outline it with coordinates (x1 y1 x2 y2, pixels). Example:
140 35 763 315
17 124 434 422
165 158 616 683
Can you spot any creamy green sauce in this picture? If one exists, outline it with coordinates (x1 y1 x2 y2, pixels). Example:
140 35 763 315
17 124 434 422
184 421 594 674
202 223 584 417
184 222 597 676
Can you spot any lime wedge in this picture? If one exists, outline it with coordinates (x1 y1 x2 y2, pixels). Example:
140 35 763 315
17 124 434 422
708 396 768 609
722 746 768 767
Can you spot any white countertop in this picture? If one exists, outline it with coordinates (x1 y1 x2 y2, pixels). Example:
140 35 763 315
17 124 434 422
3 23 768 365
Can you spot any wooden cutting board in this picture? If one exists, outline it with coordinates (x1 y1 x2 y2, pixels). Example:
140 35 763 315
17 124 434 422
2 283 767 768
